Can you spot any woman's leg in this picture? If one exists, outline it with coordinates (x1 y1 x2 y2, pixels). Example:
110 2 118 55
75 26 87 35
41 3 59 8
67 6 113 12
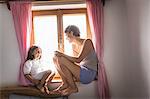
53 56 69 90
54 56 81 95
59 64 78 95
57 57 80 81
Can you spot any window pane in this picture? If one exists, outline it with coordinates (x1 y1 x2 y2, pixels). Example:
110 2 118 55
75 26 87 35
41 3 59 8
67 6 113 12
63 14 87 55
33 15 58 72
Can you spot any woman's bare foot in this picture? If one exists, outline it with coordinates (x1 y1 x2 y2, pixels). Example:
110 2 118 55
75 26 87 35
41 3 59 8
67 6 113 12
49 90 62 95
61 87 78 96
54 83 68 91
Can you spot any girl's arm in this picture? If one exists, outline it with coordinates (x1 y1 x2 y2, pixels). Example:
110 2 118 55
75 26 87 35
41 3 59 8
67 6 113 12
23 61 40 85
55 39 94 63
25 74 40 85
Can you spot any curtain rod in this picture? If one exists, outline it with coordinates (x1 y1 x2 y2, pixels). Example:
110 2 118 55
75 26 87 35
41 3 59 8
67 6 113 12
1 0 105 5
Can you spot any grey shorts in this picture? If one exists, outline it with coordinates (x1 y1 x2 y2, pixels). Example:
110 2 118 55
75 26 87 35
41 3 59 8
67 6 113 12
80 65 97 84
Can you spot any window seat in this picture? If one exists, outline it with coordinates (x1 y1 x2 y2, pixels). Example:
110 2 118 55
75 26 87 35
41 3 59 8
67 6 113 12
0 85 68 99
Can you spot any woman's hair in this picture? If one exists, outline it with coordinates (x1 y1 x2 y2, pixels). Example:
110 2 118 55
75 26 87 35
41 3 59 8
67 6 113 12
65 25 80 37
25 45 39 61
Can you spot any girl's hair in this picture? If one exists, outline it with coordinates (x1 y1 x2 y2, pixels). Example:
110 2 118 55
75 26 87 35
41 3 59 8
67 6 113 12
65 25 80 37
25 45 39 61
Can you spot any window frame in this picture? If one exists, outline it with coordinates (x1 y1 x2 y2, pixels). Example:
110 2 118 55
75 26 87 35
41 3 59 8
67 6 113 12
31 8 91 81
32 8 91 51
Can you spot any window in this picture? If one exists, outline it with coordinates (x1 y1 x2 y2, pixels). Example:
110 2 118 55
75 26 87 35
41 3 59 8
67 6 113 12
32 8 91 82
33 15 58 73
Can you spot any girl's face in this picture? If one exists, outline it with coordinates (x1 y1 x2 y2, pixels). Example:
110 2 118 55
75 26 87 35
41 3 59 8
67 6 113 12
33 48 42 59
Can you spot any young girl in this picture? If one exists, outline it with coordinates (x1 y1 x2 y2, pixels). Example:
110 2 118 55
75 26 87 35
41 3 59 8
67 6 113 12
23 45 55 94
53 25 98 95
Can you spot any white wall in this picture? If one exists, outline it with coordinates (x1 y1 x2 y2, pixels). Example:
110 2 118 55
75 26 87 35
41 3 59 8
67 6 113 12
104 0 150 98
126 0 150 97
104 0 131 98
0 4 20 86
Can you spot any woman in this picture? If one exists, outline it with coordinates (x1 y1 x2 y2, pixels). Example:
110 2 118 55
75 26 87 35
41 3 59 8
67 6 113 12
53 25 98 95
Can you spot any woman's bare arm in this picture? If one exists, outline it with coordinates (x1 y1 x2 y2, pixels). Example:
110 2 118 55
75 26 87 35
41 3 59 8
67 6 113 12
55 39 94 63
76 39 94 62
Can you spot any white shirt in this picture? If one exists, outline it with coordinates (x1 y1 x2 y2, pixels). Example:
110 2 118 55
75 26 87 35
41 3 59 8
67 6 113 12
23 59 47 80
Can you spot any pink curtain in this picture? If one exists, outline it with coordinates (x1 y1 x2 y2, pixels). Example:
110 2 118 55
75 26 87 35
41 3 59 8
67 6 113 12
86 0 110 99
10 1 32 86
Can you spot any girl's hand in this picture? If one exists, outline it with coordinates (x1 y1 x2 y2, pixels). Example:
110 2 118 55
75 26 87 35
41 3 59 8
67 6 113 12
33 79 40 85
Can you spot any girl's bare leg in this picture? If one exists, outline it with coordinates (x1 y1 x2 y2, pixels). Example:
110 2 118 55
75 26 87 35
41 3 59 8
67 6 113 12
41 70 53 85
37 70 55 94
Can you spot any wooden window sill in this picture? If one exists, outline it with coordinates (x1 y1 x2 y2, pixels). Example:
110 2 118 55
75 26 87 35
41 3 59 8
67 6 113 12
0 84 68 99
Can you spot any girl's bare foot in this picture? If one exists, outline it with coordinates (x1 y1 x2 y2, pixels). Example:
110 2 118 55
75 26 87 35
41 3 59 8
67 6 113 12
44 85 50 94
38 86 45 93
61 87 78 96
36 84 45 93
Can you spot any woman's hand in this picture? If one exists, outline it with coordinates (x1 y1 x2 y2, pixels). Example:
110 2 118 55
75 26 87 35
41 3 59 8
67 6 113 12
54 51 63 57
